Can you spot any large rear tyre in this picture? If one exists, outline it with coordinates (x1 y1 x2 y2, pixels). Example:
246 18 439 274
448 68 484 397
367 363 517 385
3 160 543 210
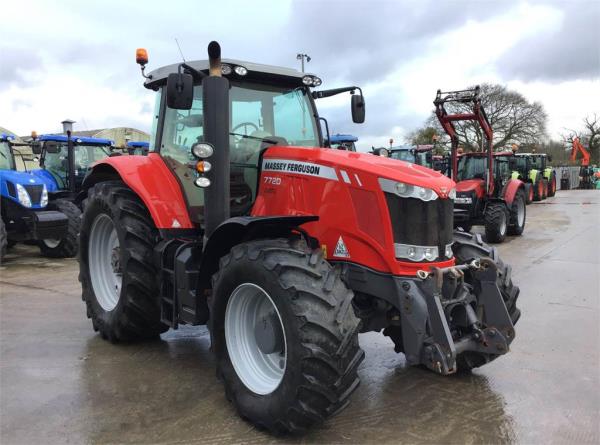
507 189 526 236
0 219 7 263
484 202 508 243
524 183 534 204
38 199 81 258
211 237 364 434
547 173 557 197
452 230 521 371
533 177 543 201
79 181 168 342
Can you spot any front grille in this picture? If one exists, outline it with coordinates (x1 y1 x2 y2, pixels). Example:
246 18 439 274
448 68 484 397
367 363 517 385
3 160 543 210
384 193 453 261
24 185 43 205
6 181 16 198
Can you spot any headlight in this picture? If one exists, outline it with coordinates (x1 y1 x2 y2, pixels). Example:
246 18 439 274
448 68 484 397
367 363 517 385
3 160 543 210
379 178 438 201
395 243 454 262
40 184 48 207
234 65 247 76
191 142 214 159
194 177 211 188
301 75 322 86
221 64 233 75
16 184 32 208
302 75 313 86
448 188 456 200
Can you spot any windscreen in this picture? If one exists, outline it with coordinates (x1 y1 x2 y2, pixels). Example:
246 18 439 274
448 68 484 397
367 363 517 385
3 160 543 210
457 156 487 181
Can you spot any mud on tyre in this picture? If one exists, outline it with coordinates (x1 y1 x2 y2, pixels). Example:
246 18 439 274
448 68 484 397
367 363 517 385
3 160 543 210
210 237 364 434
79 181 168 341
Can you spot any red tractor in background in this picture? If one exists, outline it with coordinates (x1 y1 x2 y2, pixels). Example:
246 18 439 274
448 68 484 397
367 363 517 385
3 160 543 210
77 42 520 434
435 87 527 243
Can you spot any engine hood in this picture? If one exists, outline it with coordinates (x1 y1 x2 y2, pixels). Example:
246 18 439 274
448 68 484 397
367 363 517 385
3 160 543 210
263 146 455 198
0 169 48 187
456 179 485 194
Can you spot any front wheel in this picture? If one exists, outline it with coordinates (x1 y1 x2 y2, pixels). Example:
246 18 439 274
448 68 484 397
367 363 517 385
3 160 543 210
541 179 548 200
38 199 81 258
508 189 526 236
0 219 7 263
484 202 508 243
524 183 534 204
211 237 364 434
79 181 168 341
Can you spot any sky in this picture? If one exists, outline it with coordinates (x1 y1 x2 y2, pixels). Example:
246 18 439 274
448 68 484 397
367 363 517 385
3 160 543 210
1 0 598 150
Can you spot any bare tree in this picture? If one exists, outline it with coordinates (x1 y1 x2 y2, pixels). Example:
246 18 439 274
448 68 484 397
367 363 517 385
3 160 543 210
415 83 548 151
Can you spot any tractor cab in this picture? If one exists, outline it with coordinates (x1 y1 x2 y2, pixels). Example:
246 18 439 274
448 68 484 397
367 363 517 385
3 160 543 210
380 145 435 169
329 133 358 151
32 135 114 196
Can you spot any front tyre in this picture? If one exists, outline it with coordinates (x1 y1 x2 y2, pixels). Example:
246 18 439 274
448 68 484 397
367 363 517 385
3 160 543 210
79 181 168 342
38 199 81 258
0 219 7 262
524 183 534 204
507 189 526 236
484 202 508 243
211 238 364 434
452 230 521 370
547 173 557 197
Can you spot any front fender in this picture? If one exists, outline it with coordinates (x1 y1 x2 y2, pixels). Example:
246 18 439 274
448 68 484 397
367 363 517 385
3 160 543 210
82 153 194 229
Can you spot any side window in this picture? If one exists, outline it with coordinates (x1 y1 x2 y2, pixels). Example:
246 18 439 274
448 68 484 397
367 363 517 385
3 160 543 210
148 90 162 152
160 88 205 222
273 89 316 146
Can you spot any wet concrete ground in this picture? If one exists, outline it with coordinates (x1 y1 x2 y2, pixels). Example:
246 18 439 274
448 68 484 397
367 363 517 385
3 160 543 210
1 190 598 444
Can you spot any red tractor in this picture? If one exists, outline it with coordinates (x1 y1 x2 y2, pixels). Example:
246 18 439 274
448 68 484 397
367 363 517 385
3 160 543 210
434 88 527 243
78 43 520 434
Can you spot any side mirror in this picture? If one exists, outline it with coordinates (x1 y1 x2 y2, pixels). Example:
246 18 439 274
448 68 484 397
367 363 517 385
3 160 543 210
31 142 42 155
351 94 365 124
45 141 61 154
166 72 194 110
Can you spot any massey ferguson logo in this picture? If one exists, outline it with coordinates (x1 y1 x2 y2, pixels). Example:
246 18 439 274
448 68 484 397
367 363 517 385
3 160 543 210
262 158 339 181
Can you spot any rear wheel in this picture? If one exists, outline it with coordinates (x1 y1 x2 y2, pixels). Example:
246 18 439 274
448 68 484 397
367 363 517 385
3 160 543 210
547 174 556 197
524 183 533 204
484 202 508 243
39 199 80 258
533 177 543 201
211 237 364 434
452 230 521 371
507 189 526 236
541 179 548 200
79 181 168 341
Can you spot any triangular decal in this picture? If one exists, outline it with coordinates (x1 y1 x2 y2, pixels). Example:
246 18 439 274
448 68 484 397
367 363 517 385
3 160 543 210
333 236 350 258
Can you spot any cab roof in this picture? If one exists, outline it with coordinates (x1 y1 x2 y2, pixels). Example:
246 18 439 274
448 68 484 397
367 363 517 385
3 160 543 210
127 141 149 148
39 134 114 145
144 58 317 90
515 152 547 157
330 134 358 143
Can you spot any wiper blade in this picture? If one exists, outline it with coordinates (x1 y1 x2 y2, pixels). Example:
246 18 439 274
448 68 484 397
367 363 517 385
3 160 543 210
229 132 278 144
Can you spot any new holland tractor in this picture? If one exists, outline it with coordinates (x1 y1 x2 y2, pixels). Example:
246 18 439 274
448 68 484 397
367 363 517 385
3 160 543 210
329 133 358 151
435 88 527 243
0 134 71 260
126 140 150 155
78 42 521 434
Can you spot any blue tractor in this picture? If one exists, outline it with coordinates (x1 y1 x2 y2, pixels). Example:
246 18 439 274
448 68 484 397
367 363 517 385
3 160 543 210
329 133 358 151
0 134 72 261
31 134 115 205
126 140 149 155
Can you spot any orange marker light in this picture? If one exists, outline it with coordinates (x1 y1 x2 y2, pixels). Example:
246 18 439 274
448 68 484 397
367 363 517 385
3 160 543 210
195 160 212 173
136 48 148 65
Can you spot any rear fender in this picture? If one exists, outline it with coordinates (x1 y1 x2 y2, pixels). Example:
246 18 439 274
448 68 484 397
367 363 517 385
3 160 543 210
81 153 193 229
501 179 524 206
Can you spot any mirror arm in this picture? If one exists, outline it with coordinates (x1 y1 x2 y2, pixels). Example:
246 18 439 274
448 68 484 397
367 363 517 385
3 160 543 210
312 86 362 100
181 63 206 82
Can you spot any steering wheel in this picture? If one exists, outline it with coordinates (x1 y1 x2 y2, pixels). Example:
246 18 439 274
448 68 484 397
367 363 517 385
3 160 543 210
232 122 259 141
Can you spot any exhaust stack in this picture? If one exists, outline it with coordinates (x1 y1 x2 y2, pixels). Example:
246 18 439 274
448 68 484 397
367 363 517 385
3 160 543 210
202 41 230 239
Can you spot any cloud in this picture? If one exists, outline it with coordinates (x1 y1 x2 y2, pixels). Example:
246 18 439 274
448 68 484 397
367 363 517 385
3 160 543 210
496 1 600 81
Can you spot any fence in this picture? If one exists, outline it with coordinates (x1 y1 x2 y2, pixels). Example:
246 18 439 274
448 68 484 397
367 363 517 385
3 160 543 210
555 166 581 190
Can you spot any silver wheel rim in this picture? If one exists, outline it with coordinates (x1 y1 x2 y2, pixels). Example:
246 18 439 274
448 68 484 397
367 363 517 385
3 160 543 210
225 283 286 395
88 214 122 312
499 212 507 236
517 198 525 227
43 239 61 248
